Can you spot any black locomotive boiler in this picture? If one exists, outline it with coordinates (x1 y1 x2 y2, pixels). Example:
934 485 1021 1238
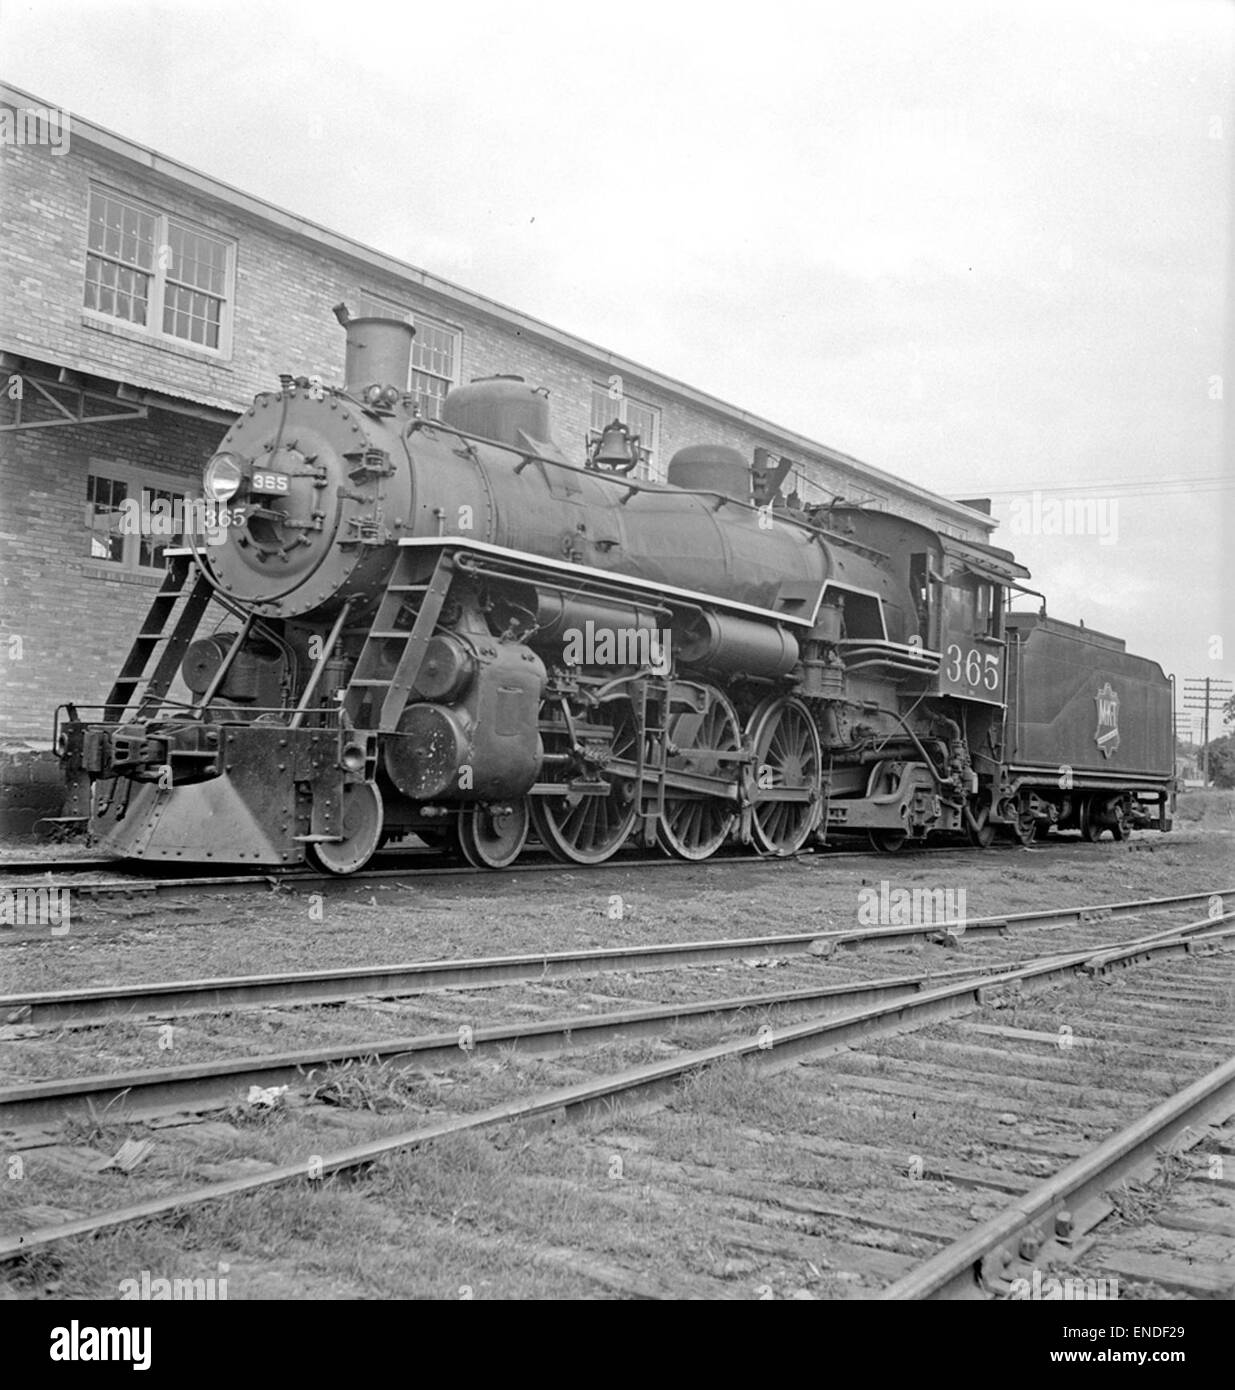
57 312 1176 872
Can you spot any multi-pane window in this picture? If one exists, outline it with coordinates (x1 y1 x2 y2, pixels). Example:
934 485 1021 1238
86 472 128 563
163 223 228 346
137 486 186 570
84 194 155 327
590 383 662 482
86 467 189 573
359 294 460 418
84 189 233 351
411 319 458 419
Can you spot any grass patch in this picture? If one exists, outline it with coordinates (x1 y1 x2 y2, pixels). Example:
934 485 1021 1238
1173 788 1235 826
1106 1149 1195 1224
308 1058 443 1114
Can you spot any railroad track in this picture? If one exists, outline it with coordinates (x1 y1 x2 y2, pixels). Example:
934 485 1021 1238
1 888 1228 1027
3 906 1233 1271
0 830 1114 894
883 1054 1235 1300
0 957 1106 1129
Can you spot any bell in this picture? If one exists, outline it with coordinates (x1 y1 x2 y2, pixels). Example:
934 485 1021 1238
592 420 639 473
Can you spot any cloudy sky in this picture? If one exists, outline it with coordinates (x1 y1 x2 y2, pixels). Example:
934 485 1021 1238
3 0 1231 736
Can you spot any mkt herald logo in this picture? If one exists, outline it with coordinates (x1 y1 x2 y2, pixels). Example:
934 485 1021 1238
1094 682 1120 759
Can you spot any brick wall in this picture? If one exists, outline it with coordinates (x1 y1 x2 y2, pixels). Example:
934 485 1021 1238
0 398 221 742
1 130 979 536
0 121 985 748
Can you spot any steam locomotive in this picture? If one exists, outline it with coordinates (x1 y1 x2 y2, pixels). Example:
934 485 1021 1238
56 311 1175 872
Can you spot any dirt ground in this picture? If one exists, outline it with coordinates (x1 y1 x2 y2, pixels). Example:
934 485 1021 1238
2 821 1231 997
0 811 1232 1300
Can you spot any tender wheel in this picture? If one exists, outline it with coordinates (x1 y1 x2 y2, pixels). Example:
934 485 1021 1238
657 685 741 861
531 693 639 865
746 697 822 855
458 799 529 869
868 829 909 854
1079 797 1101 842
307 781 384 876
1010 812 1038 846
1110 799 1132 841
999 797 1039 845
966 805 995 849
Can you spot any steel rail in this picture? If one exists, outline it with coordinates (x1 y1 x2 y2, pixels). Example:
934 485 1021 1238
0 833 1104 892
0 859 121 876
0 962 1011 1128
0 847 874 880
879 1051 1235 1300
3 917 1232 1263
1 888 1229 1029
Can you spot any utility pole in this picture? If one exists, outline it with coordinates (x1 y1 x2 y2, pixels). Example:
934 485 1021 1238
1182 677 1233 786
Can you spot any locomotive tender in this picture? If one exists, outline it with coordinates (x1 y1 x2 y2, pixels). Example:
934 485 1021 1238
56 312 1175 872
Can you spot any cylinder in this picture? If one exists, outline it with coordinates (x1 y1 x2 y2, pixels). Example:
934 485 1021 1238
529 591 664 646
384 704 471 800
181 634 236 694
343 316 415 394
678 611 799 678
411 633 477 703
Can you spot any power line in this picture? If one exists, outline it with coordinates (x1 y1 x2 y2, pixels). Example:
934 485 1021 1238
953 475 1232 499
1182 677 1234 787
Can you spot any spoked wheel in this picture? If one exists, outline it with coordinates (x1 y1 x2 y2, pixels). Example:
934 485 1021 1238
746 697 822 855
457 799 529 869
530 693 639 865
307 781 384 875
657 684 742 861
868 829 909 854
966 804 996 849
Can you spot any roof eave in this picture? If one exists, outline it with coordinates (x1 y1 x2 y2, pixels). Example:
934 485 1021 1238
2 81 995 532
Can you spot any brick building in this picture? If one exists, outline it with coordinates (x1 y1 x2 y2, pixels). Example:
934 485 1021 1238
0 82 993 823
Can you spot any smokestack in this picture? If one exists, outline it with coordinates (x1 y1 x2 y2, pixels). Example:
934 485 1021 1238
339 313 415 395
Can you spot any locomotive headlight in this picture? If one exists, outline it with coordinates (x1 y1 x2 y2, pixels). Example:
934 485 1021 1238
203 451 244 502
